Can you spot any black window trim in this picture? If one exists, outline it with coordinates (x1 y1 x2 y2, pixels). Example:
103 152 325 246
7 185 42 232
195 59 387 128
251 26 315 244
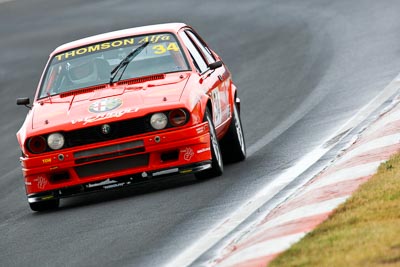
180 30 209 75
185 30 216 65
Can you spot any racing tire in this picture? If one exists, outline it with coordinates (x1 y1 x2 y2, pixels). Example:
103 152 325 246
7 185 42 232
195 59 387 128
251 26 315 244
195 108 223 180
29 199 60 212
221 101 246 163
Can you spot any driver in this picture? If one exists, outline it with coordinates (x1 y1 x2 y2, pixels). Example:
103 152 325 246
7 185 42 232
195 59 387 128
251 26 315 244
66 58 98 85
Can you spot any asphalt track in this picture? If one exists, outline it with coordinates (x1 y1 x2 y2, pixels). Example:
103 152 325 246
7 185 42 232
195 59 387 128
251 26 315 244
1 1 400 266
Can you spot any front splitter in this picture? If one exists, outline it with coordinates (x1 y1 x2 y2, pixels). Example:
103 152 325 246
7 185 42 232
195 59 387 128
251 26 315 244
27 161 212 203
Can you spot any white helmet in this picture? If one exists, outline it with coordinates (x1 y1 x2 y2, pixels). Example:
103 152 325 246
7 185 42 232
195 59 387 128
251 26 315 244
66 58 98 84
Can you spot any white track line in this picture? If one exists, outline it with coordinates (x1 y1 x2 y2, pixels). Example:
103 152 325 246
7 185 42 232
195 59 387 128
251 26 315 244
165 71 400 267
362 109 400 136
265 197 348 230
217 233 306 267
216 198 353 267
244 197 348 241
303 162 380 193
335 133 400 165
216 195 349 267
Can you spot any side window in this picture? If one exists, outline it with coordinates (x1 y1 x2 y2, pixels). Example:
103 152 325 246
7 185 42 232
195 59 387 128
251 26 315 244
180 32 208 73
186 30 216 64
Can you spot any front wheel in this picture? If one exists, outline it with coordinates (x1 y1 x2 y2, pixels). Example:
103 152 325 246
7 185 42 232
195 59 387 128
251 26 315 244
195 109 223 180
221 101 246 163
29 199 60 212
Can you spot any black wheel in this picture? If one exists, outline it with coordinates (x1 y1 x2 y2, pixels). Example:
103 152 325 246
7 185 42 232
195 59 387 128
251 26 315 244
29 199 60 212
221 101 246 163
195 108 223 180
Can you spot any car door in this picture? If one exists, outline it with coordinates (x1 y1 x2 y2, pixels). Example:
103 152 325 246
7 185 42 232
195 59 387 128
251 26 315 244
179 29 230 130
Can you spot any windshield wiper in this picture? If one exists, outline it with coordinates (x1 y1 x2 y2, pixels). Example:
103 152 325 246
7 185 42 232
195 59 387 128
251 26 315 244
109 41 149 85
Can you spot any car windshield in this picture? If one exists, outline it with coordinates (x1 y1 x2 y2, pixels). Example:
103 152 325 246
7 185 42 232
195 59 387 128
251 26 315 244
38 33 190 98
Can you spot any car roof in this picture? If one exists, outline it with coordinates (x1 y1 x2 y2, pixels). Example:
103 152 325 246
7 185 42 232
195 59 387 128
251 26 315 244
51 22 188 56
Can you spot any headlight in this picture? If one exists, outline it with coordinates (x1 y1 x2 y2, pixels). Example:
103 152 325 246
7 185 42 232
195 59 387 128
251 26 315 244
47 133 65 150
150 113 168 130
27 136 47 154
169 109 188 127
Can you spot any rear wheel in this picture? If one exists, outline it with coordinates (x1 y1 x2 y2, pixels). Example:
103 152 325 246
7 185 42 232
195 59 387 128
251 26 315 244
29 199 60 212
195 108 223 180
221 101 246 163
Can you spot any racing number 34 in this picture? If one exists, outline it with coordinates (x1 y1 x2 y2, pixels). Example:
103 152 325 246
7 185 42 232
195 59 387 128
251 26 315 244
153 43 180 54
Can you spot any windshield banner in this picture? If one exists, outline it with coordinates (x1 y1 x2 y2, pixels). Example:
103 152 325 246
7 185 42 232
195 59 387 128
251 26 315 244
55 34 173 62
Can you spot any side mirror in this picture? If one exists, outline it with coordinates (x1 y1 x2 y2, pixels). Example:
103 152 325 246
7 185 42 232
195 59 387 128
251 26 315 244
17 97 31 109
209 61 223 70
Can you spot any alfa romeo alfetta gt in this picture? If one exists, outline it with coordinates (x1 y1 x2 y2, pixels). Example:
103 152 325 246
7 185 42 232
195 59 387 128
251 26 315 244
16 23 246 211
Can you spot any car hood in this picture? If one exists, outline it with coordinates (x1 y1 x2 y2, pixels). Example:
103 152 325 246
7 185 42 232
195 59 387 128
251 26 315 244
31 73 190 130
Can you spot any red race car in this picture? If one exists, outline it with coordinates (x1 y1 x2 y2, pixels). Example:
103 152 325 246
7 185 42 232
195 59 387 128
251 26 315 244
16 23 246 211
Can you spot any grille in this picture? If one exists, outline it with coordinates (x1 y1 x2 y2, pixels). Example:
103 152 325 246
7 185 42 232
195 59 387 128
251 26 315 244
75 154 149 178
75 148 145 164
74 140 144 159
65 117 149 148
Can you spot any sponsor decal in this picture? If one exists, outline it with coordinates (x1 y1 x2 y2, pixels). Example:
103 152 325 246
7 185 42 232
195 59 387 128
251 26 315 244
197 147 211 154
42 158 52 164
196 125 207 134
55 38 135 61
36 176 47 189
89 98 122 113
180 169 193 174
211 88 222 125
72 107 139 125
54 34 173 62
153 168 179 177
138 34 172 44
86 179 117 188
226 104 231 118
181 147 194 161
103 182 126 189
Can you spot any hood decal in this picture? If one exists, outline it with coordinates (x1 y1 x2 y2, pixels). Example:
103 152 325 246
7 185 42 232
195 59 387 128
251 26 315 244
88 97 122 113
72 107 139 125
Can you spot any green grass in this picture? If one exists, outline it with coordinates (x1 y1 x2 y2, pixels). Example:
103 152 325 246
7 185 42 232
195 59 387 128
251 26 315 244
269 154 400 267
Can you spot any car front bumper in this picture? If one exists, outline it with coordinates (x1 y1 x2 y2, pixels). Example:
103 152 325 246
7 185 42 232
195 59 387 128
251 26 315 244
21 122 212 202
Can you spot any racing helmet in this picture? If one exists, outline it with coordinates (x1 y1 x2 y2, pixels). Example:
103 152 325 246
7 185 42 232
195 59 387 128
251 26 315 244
66 57 98 84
